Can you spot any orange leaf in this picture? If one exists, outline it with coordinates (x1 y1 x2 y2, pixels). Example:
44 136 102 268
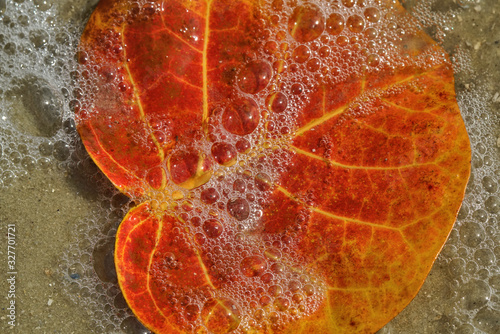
77 0 470 333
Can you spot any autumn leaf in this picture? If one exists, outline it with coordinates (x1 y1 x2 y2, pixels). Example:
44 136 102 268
77 0 470 333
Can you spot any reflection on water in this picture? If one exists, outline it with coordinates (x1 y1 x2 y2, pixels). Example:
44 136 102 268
0 0 499 333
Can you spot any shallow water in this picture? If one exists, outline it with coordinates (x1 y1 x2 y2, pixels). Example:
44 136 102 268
0 0 499 333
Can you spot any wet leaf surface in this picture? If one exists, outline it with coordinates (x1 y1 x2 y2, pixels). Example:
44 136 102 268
77 0 470 333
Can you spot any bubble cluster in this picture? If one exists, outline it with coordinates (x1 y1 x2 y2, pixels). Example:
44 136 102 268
1 0 499 333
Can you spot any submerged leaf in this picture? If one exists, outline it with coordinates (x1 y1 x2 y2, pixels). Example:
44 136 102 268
77 0 470 333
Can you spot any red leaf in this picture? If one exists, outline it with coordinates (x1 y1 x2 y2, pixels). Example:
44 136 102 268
77 0 470 333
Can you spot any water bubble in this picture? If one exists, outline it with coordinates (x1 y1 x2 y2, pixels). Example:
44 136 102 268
485 196 500 214
12 78 63 137
274 297 290 311
255 173 272 191
68 262 84 280
34 0 52 11
292 45 311 64
185 304 200 321
448 258 465 277
346 15 365 33
291 83 303 95
342 0 356 8
211 142 237 166
268 284 283 297
459 221 485 247
266 92 288 113
455 323 474 334
472 209 488 223
326 13 345 35
227 198 250 221
303 284 315 296
53 140 70 161
21 156 36 171
120 316 150 334
4 42 16 55
237 61 273 94
222 98 260 136
261 272 273 283
233 179 246 193
29 29 49 48
288 4 325 43
264 41 278 55
265 247 281 261
474 248 496 267
92 237 117 284
459 279 490 310
240 255 267 277
306 58 321 72
364 7 381 23
235 139 251 153
168 149 213 189
201 187 220 204
367 54 380 67
201 298 241 334
203 219 223 238
114 293 128 309
473 307 500 333
195 232 206 245
259 295 272 307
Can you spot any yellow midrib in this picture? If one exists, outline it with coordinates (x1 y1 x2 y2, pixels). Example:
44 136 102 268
202 0 213 131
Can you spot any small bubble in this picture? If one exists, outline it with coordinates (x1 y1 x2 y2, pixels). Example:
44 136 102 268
460 279 490 310
485 196 500 214
259 295 272 307
227 198 250 221
367 54 380 67
346 15 365 33
240 255 267 277
168 149 213 189
266 92 288 113
201 187 219 204
254 309 265 321
235 139 251 153
53 140 70 161
222 98 260 136
255 173 272 191
264 41 278 54
474 248 496 267
473 307 500 333
211 142 237 166
292 45 311 63
473 209 488 223
185 304 200 321
195 232 206 245
237 61 273 94
364 7 381 23
306 58 321 72
274 297 290 311
268 284 283 296
288 4 325 42
29 29 49 48
201 299 241 334
365 27 378 40
342 0 356 7
303 284 314 296
326 13 345 35
291 83 303 95
460 222 485 248
203 219 223 238
120 316 150 334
